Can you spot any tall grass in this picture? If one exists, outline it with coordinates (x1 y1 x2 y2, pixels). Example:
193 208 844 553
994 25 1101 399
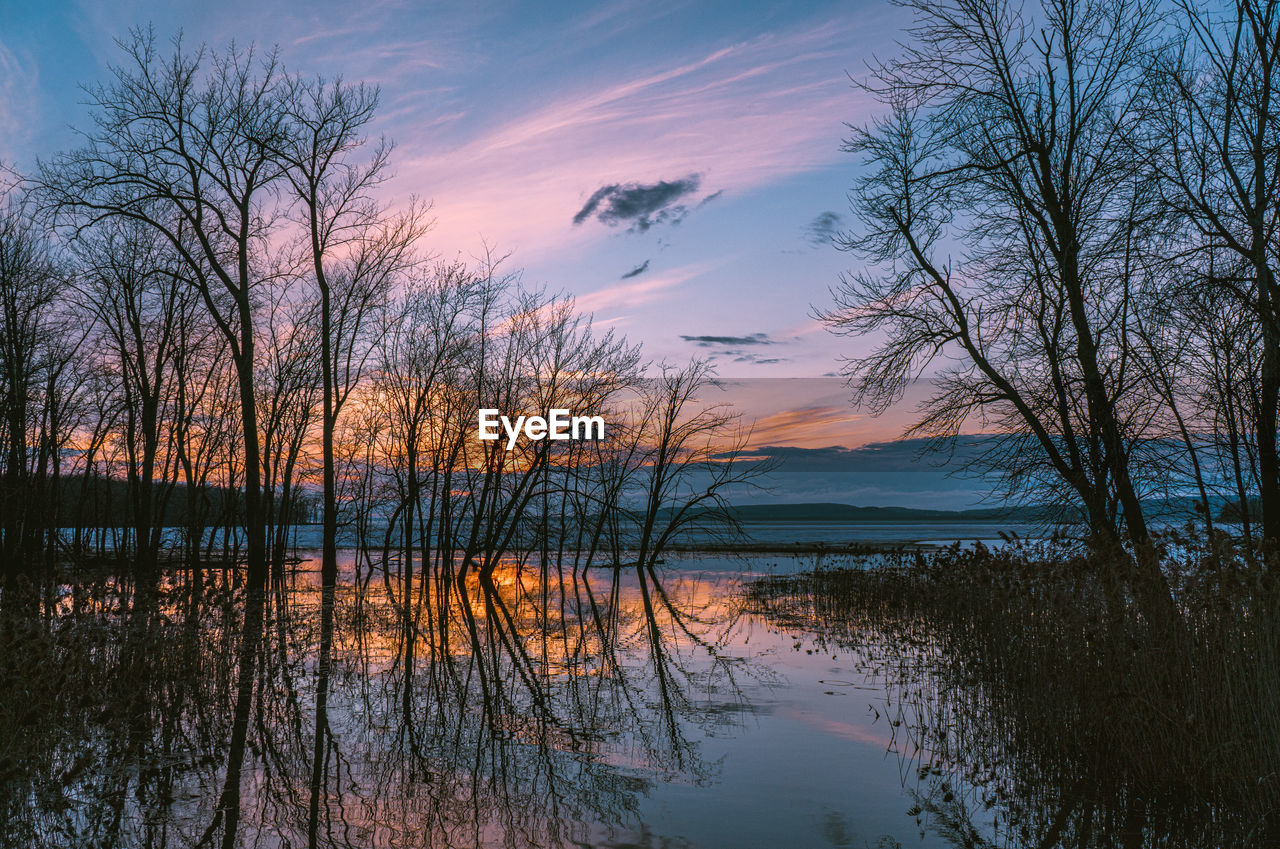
748 537 1280 848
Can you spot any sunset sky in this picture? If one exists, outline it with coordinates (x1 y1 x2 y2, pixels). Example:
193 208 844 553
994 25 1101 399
1 1 958 470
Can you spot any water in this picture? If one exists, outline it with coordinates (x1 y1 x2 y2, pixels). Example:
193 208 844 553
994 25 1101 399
12 527 1252 848
63 520 1054 552
567 561 951 848
714 520 1049 548
1 550 981 849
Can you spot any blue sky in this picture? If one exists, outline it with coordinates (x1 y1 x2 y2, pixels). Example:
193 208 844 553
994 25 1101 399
0 0 983 504
2 0 910 374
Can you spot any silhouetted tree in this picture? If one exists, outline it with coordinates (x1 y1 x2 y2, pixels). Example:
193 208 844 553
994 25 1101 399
822 0 1177 622
1145 0 1280 560
0 188 71 574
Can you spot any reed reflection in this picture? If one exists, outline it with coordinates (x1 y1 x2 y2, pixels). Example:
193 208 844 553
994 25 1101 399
748 547 1277 849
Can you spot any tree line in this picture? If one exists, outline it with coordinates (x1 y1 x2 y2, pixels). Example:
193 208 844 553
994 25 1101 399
0 29 755 598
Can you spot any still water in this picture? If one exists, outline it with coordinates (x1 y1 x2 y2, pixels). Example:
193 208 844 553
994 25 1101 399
3 550 986 849
251 521 1052 550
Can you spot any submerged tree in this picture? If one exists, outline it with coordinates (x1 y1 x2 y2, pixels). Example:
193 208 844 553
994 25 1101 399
42 30 297 847
72 216 193 579
44 28 306 597
275 71 429 617
0 188 74 576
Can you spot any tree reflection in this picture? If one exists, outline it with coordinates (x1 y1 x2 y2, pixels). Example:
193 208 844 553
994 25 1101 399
0 556 754 848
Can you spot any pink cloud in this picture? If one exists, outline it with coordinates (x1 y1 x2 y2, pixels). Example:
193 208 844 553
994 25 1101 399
572 262 713 316
385 20 876 262
747 405 869 448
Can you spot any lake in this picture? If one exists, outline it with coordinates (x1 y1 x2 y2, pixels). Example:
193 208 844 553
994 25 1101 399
6 522 1248 848
1 544 1000 849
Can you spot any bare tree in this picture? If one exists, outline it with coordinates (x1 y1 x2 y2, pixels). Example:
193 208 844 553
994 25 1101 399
168 282 228 573
820 0 1177 622
0 189 70 574
44 29 292 595
275 73 428 605
72 216 190 577
41 30 299 847
623 361 761 573
256 287 320 575
1146 0 1280 558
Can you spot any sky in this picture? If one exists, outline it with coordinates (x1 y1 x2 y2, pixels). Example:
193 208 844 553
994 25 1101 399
0 1 986 503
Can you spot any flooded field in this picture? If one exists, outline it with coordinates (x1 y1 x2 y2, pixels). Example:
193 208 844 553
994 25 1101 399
0 550 948 848
2 539 1268 849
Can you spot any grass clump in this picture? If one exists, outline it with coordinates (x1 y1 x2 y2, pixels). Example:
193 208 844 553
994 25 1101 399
747 538 1280 848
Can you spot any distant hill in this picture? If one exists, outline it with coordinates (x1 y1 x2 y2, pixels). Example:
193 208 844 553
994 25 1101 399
721 502 1062 523
719 497 1224 525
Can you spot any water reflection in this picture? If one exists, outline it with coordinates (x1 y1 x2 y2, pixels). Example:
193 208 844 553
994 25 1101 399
14 550 1241 849
747 565 1271 849
0 558 766 848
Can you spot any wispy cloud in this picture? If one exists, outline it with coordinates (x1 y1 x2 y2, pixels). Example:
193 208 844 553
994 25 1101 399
389 19 872 261
745 405 867 447
573 262 708 316
0 39 38 167
15 3 895 380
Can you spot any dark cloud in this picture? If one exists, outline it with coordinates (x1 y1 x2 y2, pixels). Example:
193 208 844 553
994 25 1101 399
573 174 702 232
804 210 844 246
620 259 650 279
679 332 773 346
682 332 785 365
